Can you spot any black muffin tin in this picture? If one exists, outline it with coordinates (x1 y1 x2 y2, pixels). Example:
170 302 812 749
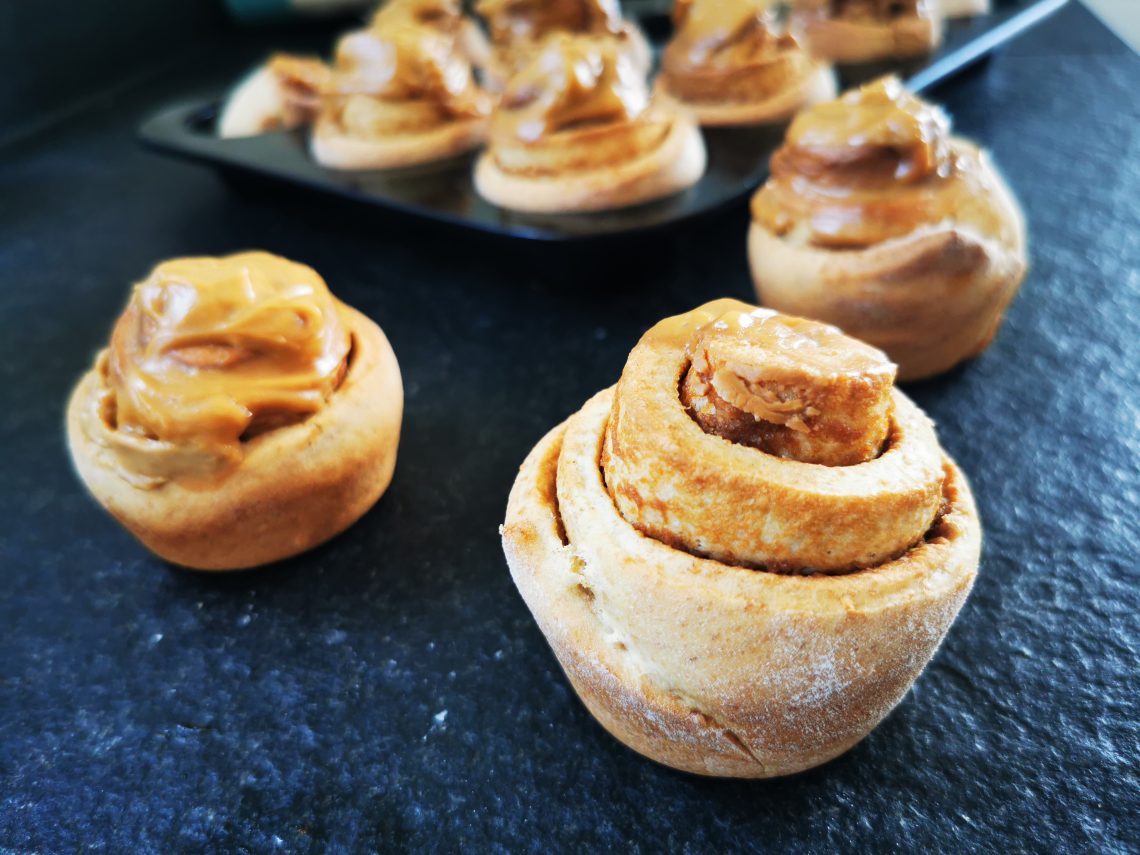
139 0 1066 241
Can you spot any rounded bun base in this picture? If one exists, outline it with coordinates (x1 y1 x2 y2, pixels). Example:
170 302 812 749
311 117 487 171
474 117 706 213
657 65 837 127
502 388 980 778
67 305 403 571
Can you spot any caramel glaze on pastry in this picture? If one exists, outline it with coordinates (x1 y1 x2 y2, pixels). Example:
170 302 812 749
475 0 651 91
218 0 487 140
369 0 492 70
310 22 492 170
656 0 836 127
791 0 941 63
502 298 980 777
67 252 403 571
474 33 706 213
749 77 1027 380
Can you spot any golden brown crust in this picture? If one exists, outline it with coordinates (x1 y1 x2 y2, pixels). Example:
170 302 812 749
502 386 980 777
67 305 403 571
474 113 705 212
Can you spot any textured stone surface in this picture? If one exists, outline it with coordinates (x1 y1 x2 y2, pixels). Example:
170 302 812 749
0 4 1137 851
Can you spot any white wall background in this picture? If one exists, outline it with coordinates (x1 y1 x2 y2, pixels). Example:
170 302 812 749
1081 0 1140 51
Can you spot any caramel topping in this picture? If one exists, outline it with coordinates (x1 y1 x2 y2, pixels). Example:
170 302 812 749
676 302 896 466
752 77 1012 248
269 18 489 135
665 0 781 69
662 0 811 104
476 0 624 46
370 0 464 31
785 76 949 181
493 33 647 143
326 27 487 117
105 253 351 473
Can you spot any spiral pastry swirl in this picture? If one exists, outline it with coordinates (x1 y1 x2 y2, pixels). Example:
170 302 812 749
475 33 705 212
749 77 1027 380
657 0 835 126
502 299 980 777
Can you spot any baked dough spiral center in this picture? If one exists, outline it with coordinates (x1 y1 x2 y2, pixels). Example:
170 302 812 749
602 298 945 572
680 305 896 466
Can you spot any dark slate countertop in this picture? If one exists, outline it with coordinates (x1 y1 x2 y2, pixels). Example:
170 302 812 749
1 3 1137 851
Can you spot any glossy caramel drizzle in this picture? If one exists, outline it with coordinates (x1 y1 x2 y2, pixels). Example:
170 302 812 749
325 26 488 116
105 252 351 469
674 303 896 466
476 0 625 46
751 76 1012 248
266 12 489 138
493 33 648 142
370 0 466 31
662 0 812 103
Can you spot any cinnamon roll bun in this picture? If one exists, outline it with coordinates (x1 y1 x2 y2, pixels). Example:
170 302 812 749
67 252 403 571
475 0 651 91
310 21 492 170
656 0 836 126
474 33 706 213
218 0 489 142
791 0 942 63
502 299 980 777
748 77 1027 380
